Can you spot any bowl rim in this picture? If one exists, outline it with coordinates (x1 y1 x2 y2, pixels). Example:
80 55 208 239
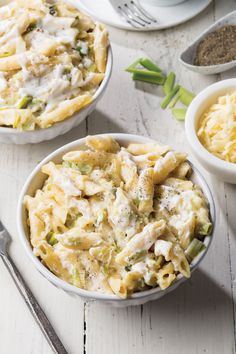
0 47 112 136
17 133 216 302
185 78 236 173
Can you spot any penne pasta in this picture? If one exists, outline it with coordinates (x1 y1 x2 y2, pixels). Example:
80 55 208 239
0 0 109 130
25 136 212 298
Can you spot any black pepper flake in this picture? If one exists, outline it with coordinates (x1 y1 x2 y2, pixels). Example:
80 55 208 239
194 25 236 66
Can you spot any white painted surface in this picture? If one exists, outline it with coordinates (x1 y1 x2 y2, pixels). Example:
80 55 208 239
0 1 235 353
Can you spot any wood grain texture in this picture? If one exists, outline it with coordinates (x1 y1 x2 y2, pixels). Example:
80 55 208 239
0 1 236 353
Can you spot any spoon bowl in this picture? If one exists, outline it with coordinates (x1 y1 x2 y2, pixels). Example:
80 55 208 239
179 10 236 75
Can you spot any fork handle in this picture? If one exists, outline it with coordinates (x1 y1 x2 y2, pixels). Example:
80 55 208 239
1 253 68 354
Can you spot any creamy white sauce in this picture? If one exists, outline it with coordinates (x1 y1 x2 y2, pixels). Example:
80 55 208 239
15 36 26 53
19 63 70 102
132 262 147 274
154 240 172 259
0 18 14 35
52 171 82 196
41 14 75 33
40 14 78 46
83 57 92 68
0 4 12 19
77 40 88 55
110 188 136 233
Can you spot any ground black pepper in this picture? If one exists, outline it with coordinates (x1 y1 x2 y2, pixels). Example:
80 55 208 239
194 25 236 66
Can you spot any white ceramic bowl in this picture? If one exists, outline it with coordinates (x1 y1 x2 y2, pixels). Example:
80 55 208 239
185 79 236 184
180 11 236 75
0 48 112 145
17 133 215 306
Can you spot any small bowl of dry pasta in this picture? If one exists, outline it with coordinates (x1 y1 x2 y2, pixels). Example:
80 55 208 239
17 134 215 306
185 79 236 184
0 0 112 144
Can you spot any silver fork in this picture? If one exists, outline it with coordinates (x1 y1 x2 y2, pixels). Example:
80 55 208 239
0 220 68 354
112 0 157 28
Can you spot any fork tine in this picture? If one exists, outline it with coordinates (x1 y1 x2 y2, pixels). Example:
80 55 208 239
130 0 157 23
118 5 145 27
124 3 151 25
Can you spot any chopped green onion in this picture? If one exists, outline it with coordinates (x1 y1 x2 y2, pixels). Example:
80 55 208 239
46 232 58 246
128 249 147 263
125 58 142 73
22 121 35 131
179 87 195 106
72 267 81 287
96 209 107 224
185 239 206 261
161 85 180 109
140 58 162 72
17 96 33 109
77 163 92 175
168 90 181 108
65 210 82 228
199 223 212 236
75 47 84 55
172 107 187 121
163 72 176 95
65 161 92 175
132 70 165 85
13 114 20 129
63 67 71 74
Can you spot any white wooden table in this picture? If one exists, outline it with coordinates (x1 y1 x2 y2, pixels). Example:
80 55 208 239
1 1 236 353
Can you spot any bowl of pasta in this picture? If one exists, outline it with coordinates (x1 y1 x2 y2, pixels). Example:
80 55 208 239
0 0 112 144
185 79 236 184
17 134 215 306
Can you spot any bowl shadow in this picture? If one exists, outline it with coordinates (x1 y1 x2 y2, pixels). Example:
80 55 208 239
208 176 236 240
88 268 235 352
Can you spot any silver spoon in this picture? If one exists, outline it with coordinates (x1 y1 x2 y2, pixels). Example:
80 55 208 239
0 220 68 354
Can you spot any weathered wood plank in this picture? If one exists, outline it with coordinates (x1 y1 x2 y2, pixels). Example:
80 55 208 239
0 1 236 353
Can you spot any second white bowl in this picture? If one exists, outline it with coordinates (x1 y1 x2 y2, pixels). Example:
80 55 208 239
185 79 236 184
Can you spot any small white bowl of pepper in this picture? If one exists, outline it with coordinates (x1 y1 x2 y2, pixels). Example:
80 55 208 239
179 11 236 75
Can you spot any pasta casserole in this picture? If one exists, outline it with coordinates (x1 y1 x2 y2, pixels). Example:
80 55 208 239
24 136 212 298
0 0 108 130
